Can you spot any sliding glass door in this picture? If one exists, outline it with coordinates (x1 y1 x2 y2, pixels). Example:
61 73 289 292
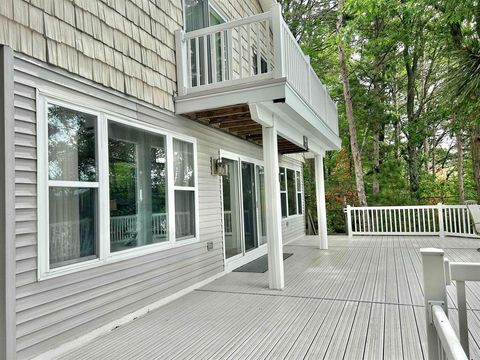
221 154 266 261
222 158 242 259
242 162 257 252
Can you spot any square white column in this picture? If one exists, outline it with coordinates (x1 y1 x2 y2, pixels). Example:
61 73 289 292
262 123 284 290
315 153 328 249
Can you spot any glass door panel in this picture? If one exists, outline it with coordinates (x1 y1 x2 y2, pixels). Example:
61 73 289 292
222 158 242 258
256 165 267 245
241 162 258 252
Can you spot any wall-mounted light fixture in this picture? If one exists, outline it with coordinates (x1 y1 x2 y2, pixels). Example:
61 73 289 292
211 157 228 176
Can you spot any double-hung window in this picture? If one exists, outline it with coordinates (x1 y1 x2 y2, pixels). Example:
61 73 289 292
296 170 303 215
38 96 198 279
279 167 287 218
173 138 196 240
279 166 303 218
46 104 99 269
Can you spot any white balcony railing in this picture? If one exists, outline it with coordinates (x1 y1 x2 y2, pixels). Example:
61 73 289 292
421 249 480 360
345 204 479 238
175 3 338 134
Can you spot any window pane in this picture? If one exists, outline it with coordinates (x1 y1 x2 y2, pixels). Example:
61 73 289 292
287 169 296 216
281 193 287 218
49 187 97 268
296 171 301 189
279 167 286 191
173 139 195 187
175 190 195 240
297 193 303 214
108 122 167 252
48 104 96 181
185 0 208 32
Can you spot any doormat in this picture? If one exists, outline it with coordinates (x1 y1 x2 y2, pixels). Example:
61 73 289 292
233 253 293 273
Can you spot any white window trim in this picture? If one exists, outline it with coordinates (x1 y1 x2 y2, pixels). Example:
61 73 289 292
37 92 200 280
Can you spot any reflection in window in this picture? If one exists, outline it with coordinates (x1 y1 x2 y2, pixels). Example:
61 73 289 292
287 169 296 216
174 138 196 240
279 167 287 218
108 122 168 252
49 187 97 268
48 105 97 182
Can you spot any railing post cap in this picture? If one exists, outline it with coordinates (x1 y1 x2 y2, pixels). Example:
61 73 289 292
420 248 445 256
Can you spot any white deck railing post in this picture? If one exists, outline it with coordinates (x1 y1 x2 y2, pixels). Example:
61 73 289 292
175 29 188 96
421 248 448 360
346 205 352 237
271 3 285 79
438 203 446 237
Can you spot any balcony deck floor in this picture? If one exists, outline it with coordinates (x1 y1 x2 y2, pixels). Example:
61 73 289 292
60 235 480 360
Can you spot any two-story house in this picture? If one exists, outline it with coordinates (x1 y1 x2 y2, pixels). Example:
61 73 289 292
0 0 340 358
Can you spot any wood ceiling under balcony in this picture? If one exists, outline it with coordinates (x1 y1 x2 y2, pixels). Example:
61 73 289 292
184 104 307 154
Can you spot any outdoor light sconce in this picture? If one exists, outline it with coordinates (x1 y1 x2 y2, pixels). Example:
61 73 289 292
211 157 228 176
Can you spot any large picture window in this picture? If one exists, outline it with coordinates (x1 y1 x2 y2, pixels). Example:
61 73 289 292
38 97 198 278
108 122 168 252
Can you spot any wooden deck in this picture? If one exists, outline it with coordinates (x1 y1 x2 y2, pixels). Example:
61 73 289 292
60 235 480 360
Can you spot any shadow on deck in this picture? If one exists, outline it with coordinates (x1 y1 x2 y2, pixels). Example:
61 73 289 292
60 235 480 359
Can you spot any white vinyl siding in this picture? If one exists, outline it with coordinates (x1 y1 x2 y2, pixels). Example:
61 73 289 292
13 54 305 359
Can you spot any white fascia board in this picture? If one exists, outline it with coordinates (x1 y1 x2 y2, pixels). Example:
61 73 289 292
263 99 338 152
283 84 341 150
174 78 286 115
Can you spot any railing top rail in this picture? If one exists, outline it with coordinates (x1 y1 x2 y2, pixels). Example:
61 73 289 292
432 305 469 360
347 204 469 210
450 262 480 282
184 11 272 39
347 205 440 210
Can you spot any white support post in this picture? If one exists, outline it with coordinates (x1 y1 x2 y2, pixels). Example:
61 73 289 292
315 153 328 249
262 122 284 290
175 29 188 96
346 205 352 238
270 3 285 79
438 203 445 237
421 248 448 360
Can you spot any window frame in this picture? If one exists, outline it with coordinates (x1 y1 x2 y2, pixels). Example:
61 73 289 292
37 93 199 280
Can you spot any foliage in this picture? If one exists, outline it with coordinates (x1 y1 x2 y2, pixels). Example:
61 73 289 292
279 0 480 233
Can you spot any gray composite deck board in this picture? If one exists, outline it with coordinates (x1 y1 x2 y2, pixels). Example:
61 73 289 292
60 235 480 360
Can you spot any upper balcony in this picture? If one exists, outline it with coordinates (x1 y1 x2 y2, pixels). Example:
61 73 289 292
174 4 340 153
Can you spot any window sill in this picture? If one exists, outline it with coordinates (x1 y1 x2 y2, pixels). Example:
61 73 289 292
38 237 200 281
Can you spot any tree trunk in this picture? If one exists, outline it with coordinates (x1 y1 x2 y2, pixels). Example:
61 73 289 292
456 128 465 204
424 138 430 173
336 0 367 206
471 124 480 201
403 44 420 200
373 132 380 196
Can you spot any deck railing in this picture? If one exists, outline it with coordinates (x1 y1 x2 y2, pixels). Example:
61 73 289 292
345 204 478 238
110 213 167 244
421 249 480 360
175 3 338 134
